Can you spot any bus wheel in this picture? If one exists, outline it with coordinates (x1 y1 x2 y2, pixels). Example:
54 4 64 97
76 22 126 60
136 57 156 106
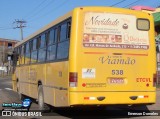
38 85 49 111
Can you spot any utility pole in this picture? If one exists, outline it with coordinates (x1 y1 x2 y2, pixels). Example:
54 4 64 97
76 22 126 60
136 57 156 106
13 19 27 40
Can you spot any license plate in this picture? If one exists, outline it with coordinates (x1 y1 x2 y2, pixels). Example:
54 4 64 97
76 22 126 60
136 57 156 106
109 78 124 84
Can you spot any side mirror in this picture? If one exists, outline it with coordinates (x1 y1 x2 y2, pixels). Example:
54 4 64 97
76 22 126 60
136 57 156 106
14 53 19 61
12 51 19 62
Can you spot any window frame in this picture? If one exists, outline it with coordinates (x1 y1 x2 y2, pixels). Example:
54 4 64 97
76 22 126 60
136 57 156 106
56 19 71 61
46 27 58 62
24 41 31 64
30 38 38 64
59 23 67 42
37 33 47 62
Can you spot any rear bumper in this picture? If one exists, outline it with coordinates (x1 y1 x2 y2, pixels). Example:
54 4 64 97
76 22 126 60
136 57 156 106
69 91 156 106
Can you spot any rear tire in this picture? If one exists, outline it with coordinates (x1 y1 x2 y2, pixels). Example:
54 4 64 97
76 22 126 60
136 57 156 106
38 85 50 111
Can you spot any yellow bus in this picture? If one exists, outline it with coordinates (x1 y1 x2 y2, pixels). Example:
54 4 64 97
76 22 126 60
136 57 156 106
12 6 157 110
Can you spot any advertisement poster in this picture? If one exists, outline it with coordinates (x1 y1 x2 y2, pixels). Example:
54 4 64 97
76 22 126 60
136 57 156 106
83 12 149 49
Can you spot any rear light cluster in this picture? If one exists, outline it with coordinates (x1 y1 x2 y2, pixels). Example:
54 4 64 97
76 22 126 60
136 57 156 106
153 73 157 87
69 72 78 87
138 95 149 98
84 97 96 100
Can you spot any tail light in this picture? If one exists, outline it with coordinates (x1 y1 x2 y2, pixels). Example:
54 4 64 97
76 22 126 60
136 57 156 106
69 72 78 87
153 73 157 87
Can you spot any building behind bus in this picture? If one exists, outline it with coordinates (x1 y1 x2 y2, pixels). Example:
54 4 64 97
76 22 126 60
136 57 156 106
0 38 18 76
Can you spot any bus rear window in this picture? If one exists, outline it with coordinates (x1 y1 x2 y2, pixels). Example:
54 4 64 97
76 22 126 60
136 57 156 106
137 19 150 31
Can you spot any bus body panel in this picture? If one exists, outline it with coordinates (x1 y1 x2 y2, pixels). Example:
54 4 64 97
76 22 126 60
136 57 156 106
19 65 30 96
69 7 156 105
45 61 69 107
69 91 155 105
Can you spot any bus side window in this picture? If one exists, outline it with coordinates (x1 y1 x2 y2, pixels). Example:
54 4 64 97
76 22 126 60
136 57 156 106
46 29 57 61
17 46 21 65
12 49 19 73
31 38 38 63
14 47 19 66
67 21 71 39
20 45 25 65
60 23 67 41
57 22 69 60
57 26 61 42
38 34 46 62
55 28 58 42
48 29 55 45
39 34 46 48
25 42 31 64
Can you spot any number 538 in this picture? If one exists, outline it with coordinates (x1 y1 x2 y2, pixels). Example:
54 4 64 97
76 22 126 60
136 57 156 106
112 70 123 75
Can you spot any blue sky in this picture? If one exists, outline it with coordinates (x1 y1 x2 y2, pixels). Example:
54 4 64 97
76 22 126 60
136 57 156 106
0 0 160 41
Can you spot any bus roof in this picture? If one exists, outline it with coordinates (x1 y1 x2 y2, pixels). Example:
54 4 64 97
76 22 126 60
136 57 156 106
15 6 152 48
15 11 72 47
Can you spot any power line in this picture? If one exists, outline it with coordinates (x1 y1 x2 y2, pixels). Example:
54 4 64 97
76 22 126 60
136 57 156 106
110 0 127 7
122 0 142 8
13 20 27 40
0 24 14 29
0 26 11 28
154 1 160 8
26 0 56 21
25 0 148 28
28 0 68 22
24 0 48 19
26 0 154 32
0 27 13 30
28 0 138 22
